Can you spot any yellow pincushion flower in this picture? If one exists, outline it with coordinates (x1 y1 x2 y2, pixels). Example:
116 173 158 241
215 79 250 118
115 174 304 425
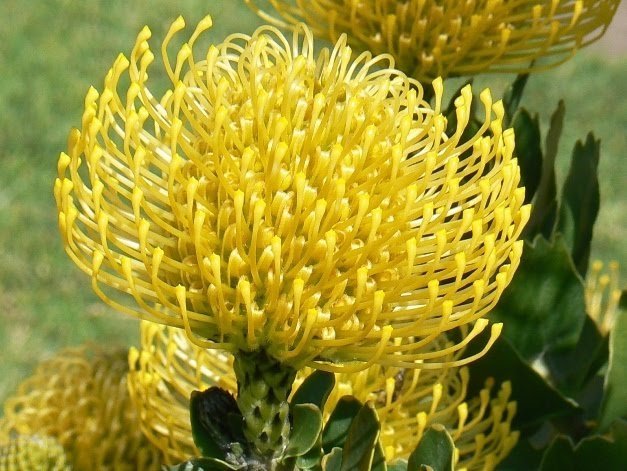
586 260 622 335
245 0 620 80
55 16 529 371
0 436 70 471
0 346 163 471
129 321 518 469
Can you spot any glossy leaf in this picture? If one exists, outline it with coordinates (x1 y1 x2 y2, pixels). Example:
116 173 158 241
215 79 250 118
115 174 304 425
511 108 543 204
539 431 627 471
525 101 564 239
490 236 586 359
371 441 387 471
322 397 363 453
465 329 579 430
598 308 627 431
284 404 323 458
340 403 380 471
543 315 608 397
291 370 336 411
557 133 600 276
407 425 455 471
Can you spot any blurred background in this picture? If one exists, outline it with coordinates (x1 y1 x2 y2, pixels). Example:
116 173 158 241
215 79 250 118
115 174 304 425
0 0 625 403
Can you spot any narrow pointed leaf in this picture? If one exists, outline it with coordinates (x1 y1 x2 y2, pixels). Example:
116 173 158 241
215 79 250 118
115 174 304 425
291 370 336 410
598 308 627 431
340 403 380 471
322 397 363 452
525 101 564 239
371 441 387 471
511 109 542 204
407 425 455 471
284 404 323 458
557 133 600 276
503 74 529 125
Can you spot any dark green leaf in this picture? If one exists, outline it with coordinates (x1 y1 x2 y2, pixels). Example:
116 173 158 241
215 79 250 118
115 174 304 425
190 388 247 461
323 447 343 471
285 404 323 458
465 329 579 431
598 308 627 431
407 425 454 471
340 403 380 471
557 133 600 276
503 74 529 125
525 101 564 239
371 441 387 471
490 236 586 359
496 436 544 471
539 431 627 471
543 315 608 396
511 108 542 204
322 397 363 453
291 370 336 411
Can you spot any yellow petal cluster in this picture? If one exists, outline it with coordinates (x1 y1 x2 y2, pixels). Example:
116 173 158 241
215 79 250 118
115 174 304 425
129 321 518 469
56 16 529 371
0 346 163 471
586 260 622 335
0 436 70 471
245 0 620 80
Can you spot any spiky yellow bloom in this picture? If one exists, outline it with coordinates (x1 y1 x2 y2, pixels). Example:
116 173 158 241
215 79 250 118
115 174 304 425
55 16 529 371
129 321 518 469
0 436 70 471
245 0 620 80
0 346 163 471
586 260 622 335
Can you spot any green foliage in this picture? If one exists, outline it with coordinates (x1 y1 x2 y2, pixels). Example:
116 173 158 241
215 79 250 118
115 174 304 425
407 426 455 471
598 309 627 431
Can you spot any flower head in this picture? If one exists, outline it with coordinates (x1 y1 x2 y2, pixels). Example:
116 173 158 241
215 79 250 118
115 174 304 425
56 16 528 370
129 321 518 469
586 260 622 335
0 346 163 470
245 0 620 80
0 436 70 471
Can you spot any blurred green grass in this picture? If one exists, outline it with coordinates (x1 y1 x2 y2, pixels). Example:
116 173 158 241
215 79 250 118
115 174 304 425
0 0 624 404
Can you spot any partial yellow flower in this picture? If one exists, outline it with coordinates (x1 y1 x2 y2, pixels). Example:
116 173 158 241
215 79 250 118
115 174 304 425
0 346 163 471
246 0 620 80
586 260 622 335
129 321 518 469
0 436 70 471
56 16 528 371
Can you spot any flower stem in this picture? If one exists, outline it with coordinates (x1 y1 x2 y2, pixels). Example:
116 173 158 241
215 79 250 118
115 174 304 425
233 350 297 462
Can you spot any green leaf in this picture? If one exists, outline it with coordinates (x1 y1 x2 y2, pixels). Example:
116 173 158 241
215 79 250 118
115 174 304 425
598 308 627 431
387 460 408 471
503 74 529 125
557 133 600 276
284 404 323 458
539 431 627 471
543 315 608 397
525 101 564 239
371 441 387 471
465 330 579 431
490 236 586 359
407 425 455 471
291 370 336 411
322 397 363 453
190 388 247 461
340 402 380 471
511 108 542 204
323 447 343 471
